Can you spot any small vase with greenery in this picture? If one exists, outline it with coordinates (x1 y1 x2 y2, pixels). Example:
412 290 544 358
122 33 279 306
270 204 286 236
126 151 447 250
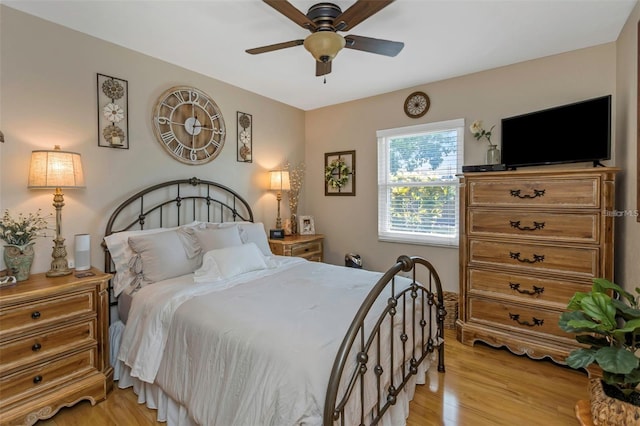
559 278 640 410
0 209 50 280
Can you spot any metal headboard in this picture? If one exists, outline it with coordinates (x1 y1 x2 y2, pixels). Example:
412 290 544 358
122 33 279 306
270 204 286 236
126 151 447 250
103 177 254 275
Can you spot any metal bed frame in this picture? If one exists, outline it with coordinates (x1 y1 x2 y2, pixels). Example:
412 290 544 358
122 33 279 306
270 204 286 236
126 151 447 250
103 177 446 426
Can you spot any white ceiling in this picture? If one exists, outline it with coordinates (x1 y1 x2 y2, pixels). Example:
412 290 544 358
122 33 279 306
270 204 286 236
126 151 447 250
4 0 636 111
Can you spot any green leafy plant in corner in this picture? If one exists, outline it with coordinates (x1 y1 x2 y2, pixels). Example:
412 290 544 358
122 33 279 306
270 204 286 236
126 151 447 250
559 278 640 405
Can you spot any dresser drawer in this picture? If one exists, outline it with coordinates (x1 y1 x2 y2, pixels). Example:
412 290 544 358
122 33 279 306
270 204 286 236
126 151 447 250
468 298 571 340
468 239 599 278
468 209 599 243
468 269 589 308
0 348 96 406
0 320 95 375
290 241 322 258
0 291 94 339
468 177 599 208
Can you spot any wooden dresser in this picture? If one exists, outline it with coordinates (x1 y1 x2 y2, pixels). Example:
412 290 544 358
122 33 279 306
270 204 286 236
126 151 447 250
269 234 324 262
0 268 112 425
457 167 618 364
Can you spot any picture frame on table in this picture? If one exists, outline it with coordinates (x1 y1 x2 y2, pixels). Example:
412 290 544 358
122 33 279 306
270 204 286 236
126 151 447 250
298 215 315 235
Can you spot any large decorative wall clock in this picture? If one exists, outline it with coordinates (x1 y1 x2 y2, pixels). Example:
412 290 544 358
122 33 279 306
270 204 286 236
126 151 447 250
98 73 129 149
152 86 226 164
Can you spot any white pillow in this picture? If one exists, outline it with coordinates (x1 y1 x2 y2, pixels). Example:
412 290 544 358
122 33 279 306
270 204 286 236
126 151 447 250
104 227 173 297
185 225 244 253
128 229 201 284
237 222 272 256
194 243 271 282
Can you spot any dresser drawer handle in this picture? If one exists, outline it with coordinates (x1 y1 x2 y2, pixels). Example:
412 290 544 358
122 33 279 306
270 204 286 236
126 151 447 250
509 221 545 231
510 189 546 199
32 343 42 352
509 313 544 327
509 282 544 295
509 252 544 264
33 375 43 384
31 311 41 320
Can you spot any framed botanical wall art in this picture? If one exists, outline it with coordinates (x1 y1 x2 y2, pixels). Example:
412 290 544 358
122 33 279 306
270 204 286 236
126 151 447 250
97 73 129 149
299 215 315 235
325 150 356 196
237 111 252 163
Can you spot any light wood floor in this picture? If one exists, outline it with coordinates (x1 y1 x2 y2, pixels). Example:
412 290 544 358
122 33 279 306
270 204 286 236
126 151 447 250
40 329 588 426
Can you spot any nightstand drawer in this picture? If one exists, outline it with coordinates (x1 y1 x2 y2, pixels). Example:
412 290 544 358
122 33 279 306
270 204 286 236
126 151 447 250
0 348 96 406
290 241 322 257
468 177 599 207
468 209 599 243
0 291 94 339
0 320 96 375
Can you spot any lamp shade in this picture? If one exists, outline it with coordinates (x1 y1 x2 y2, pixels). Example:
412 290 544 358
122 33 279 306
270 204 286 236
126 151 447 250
28 145 85 189
303 31 346 62
270 170 291 191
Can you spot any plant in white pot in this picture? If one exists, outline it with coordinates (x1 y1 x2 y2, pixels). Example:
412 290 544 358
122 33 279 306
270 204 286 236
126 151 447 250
559 278 640 425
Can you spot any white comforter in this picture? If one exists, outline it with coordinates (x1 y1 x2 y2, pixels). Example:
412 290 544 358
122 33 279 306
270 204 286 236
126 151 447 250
118 257 432 426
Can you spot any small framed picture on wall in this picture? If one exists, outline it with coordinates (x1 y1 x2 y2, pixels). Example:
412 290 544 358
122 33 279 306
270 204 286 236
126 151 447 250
299 215 315 235
325 150 355 196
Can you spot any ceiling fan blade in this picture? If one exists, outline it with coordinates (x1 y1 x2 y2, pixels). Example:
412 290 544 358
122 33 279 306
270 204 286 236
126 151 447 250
316 60 332 77
263 0 316 31
344 35 404 57
334 0 395 32
246 39 304 55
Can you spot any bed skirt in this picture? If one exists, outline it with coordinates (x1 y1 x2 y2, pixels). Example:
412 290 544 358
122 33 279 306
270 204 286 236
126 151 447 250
109 321 434 426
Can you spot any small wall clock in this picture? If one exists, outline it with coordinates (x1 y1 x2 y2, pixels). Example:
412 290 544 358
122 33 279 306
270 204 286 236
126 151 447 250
404 91 430 118
237 111 252 163
152 86 226 165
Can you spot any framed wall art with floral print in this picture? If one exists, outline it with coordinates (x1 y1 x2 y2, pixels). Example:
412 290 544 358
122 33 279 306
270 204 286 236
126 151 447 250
97 73 129 149
324 150 355 196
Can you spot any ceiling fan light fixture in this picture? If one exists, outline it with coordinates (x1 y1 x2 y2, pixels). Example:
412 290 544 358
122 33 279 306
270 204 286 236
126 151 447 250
303 31 345 62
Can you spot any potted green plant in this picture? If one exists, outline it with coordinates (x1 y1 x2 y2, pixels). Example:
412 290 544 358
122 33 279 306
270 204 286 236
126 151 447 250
559 278 640 425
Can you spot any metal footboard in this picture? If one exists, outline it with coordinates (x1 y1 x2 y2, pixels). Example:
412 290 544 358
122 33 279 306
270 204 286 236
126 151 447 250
324 255 446 426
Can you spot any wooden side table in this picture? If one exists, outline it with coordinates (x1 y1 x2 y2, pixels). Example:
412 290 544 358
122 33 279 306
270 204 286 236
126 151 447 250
0 267 113 425
269 234 324 262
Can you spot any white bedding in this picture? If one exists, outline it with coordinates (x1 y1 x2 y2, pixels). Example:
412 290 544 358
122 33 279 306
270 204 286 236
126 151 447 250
117 256 437 426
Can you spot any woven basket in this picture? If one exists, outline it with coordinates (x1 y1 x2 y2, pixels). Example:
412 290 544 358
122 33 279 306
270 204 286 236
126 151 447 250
589 379 640 425
443 292 458 329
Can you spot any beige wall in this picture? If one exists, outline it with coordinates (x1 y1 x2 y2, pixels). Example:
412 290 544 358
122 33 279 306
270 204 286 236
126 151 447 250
0 6 305 274
305 44 617 292
615 1 640 292
1 4 637 293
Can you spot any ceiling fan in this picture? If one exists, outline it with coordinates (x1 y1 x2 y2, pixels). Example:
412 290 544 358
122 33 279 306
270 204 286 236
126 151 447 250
246 0 404 77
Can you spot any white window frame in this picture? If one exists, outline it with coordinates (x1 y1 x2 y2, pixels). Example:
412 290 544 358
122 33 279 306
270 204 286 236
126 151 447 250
376 119 464 247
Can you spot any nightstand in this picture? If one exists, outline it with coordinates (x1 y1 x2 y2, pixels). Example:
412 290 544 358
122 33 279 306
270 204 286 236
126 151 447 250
269 234 324 262
0 267 113 425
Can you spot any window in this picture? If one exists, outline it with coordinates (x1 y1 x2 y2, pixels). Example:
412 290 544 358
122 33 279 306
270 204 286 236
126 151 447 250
377 119 464 247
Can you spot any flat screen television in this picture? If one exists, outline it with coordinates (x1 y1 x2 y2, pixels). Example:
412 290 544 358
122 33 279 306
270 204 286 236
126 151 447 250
501 95 611 168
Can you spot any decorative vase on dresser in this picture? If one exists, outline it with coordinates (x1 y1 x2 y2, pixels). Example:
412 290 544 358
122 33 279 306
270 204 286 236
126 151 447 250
3 243 35 281
486 144 501 165
456 167 618 364
0 267 113 425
